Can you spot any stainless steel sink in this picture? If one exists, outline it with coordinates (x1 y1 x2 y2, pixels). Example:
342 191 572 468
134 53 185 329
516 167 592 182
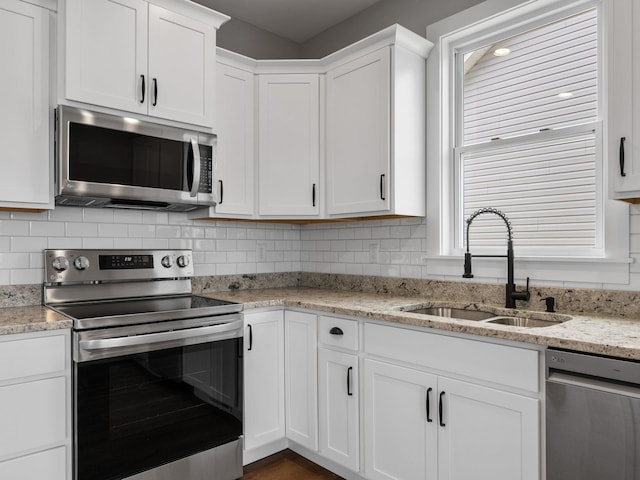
402 305 567 328
405 307 496 321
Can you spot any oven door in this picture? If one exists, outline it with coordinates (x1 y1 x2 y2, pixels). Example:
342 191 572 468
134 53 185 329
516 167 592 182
73 316 243 480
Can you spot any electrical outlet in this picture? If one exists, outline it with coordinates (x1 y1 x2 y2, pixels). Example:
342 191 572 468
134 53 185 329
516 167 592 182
368 242 379 263
256 242 267 262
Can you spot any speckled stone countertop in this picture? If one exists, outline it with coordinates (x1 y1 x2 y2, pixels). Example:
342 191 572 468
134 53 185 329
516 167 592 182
0 306 71 335
1 286 638 361
201 287 640 361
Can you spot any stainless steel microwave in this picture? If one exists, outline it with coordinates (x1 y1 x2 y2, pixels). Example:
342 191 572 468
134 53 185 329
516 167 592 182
55 106 216 211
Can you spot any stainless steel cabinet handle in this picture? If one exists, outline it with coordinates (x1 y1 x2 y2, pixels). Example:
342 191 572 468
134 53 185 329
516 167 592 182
189 138 201 197
79 320 243 351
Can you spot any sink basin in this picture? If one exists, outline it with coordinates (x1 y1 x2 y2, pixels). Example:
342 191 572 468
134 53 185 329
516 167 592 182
486 316 561 328
402 305 567 328
405 307 495 321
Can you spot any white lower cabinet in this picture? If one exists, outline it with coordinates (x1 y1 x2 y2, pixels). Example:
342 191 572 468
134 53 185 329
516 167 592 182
437 377 539 480
0 329 70 480
284 311 318 451
363 323 541 480
364 359 438 480
243 310 285 452
318 348 360 472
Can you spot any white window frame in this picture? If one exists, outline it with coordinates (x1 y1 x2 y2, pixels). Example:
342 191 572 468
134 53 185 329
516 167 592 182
425 0 631 286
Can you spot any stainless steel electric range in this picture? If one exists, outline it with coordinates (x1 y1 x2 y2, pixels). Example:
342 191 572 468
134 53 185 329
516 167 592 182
43 249 243 480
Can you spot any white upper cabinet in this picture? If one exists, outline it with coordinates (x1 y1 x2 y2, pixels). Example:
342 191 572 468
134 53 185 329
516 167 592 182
214 59 255 217
608 0 640 200
326 28 432 218
63 0 227 128
0 0 53 210
258 74 320 217
326 47 391 215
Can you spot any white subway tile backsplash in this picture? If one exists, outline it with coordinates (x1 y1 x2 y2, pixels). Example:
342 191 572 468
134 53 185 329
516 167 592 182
48 237 83 249
142 239 169 249
83 209 115 223
215 240 237 251
82 238 115 249
11 268 43 284
0 220 29 236
49 207 83 222
142 212 169 225
156 225 182 238
194 239 217 251
98 224 129 238
30 221 65 237
11 237 47 253
113 210 143 224
66 222 98 237
0 253 30 269
113 238 143 249
128 224 155 238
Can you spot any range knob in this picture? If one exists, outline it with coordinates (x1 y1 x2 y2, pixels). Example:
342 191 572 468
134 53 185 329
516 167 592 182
176 255 190 268
161 255 173 268
74 256 91 270
52 256 69 272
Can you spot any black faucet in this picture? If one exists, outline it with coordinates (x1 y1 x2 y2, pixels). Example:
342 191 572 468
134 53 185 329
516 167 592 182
462 207 530 309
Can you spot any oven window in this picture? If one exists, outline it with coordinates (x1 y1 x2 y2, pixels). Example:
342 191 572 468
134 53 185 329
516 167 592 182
75 338 242 480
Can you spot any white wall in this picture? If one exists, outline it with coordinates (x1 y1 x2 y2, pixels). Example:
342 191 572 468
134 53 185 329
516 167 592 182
0 207 300 285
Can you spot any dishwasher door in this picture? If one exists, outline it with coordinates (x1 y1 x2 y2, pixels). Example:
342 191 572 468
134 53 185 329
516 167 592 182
546 349 640 480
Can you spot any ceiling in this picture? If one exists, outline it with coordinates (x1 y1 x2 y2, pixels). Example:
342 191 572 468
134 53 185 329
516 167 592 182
193 0 386 43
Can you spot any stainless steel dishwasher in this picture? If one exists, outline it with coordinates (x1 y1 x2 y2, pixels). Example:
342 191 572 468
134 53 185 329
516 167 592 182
546 349 640 480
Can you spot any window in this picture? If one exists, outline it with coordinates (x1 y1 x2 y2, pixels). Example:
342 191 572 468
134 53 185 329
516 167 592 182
426 0 630 284
457 7 600 256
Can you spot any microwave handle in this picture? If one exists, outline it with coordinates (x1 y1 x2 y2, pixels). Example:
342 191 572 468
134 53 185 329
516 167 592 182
189 138 201 197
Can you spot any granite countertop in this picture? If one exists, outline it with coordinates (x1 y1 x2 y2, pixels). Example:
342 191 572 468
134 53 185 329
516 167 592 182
202 287 640 361
1 287 638 361
0 305 72 335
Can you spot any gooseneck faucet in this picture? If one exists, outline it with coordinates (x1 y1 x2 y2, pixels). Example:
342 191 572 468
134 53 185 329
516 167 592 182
462 207 530 309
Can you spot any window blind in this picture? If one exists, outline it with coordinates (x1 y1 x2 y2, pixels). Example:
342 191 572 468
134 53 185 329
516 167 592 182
459 7 599 254
463 8 598 145
462 132 597 250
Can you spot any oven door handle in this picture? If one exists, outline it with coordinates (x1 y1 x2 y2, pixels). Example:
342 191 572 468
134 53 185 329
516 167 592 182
79 319 243 351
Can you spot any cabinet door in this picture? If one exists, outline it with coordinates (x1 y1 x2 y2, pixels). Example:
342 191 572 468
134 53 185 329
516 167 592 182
215 62 255 216
284 311 318 450
437 377 539 480
258 74 320 216
148 5 215 127
65 0 148 115
363 359 437 480
0 0 51 208
0 447 66 480
326 47 391 215
318 348 359 472
243 311 285 451
609 0 640 198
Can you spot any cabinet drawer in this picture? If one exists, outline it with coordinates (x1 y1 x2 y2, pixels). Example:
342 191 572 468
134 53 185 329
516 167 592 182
318 316 358 351
0 446 66 479
0 377 67 457
0 332 66 382
364 323 539 392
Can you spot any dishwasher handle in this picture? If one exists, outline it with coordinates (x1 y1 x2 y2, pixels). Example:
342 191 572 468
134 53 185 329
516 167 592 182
547 371 640 399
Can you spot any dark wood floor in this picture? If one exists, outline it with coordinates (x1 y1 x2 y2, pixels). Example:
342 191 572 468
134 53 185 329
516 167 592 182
243 450 344 480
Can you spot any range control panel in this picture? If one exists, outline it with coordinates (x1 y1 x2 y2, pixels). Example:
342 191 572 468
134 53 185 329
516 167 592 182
44 249 194 284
